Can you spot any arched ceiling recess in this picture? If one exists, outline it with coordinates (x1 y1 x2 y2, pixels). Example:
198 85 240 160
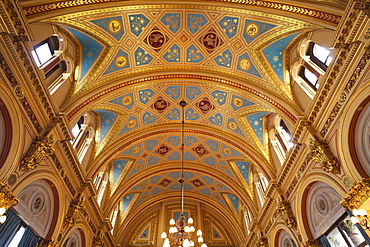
23 0 343 243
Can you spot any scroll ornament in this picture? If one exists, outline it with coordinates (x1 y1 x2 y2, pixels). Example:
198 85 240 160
37 239 59 247
307 139 340 174
64 198 84 228
20 135 54 171
277 197 296 229
256 237 268 247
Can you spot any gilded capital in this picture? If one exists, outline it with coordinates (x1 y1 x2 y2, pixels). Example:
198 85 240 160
256 237 268 247
20 135 54 171
37 239 59 247
0 180 18 211
308 139 340 174
277 198 296 229
301 239 321 247
92 237 104 247
64 198 84 228
341 178 370 210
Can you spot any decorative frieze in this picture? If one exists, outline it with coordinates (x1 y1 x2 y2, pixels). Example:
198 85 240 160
307 139 340 174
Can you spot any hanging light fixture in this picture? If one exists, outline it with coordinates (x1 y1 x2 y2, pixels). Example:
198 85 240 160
161 101 207 247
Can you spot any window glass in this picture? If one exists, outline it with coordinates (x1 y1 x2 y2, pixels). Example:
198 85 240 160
32 43 53 66
7 225 25 247
325 215 369 247
313 44 332 66
304 68 318 85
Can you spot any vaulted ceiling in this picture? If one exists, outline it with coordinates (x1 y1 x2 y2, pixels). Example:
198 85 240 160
21 0 344 245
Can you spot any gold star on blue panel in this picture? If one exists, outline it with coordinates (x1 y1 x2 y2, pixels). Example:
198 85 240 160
235 161 249 184
95 109 118 142
263 33 298 83
113 160 128 183
246 112 269 144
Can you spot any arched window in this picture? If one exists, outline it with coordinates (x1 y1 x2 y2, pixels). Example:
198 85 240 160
243 208 252 234
254 172 267 206
95 171 108 206
31 34 72 95
71 113 95 163
110 205 120 233
270 116 293 165
31 35 60 67
293 40 333 98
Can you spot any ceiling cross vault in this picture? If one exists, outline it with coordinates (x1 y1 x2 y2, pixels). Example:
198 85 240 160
20 1 344 245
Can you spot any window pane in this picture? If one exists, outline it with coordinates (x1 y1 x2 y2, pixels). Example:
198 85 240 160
313 44 331 65
35 43 53 65
7 225 25 247
304 69 318 85
339 216 367 247
327 227 352 247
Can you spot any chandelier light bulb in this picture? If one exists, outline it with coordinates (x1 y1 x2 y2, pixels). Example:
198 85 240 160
161 232 167 239
201 243 208 247
0 207 5 215
188 217 193 224
197 229 202 236
183 239 191 247
189 226 195 232
198 236 204 243
190 240 195 246
185 226 191 232
0 215 6 224
170 218 176 225
358 209 368 216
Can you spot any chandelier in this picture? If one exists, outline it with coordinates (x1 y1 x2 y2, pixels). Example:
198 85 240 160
161 101 207 247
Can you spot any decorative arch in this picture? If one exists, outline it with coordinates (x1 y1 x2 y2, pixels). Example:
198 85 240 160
62 228 85 247
339 83 370 179
0 85 23 175
298 175 346 240
13 179 58 238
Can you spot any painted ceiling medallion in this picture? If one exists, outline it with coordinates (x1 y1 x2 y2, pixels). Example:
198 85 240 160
156 144 171 156
115 56 128 67
194 144 209 156
197 98 215 114
146 28 168 52
245 23 259 37
159 178 172 187
108 19 121 33
201 29 223 53
152 97 169 113
191 179 205 187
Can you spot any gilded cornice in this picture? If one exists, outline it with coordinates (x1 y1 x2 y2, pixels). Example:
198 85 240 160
51 154 77 196
320 44 370 137
22 1 342 25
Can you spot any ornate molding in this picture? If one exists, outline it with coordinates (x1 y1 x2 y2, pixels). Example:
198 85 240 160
20 135 54 171
341 178 370 210
256 236 269 247
307 139 340 174
277 197 296 229
301 239 321 247
22 1 341 24
92 237 104 247
36 239 59 247
64 198 84 228
0 181 18 215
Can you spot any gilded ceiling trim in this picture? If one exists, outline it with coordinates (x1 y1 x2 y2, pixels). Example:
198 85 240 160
23 1 341 25
66 74 297 123
98 128 273 180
